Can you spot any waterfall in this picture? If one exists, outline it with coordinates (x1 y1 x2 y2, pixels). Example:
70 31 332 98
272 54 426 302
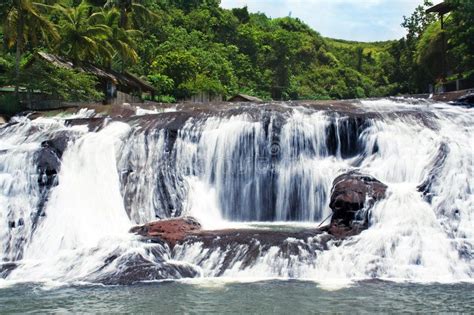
0 99 472 285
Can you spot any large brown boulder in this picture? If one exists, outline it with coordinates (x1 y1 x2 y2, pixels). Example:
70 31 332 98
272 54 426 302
129 217 202 246
328 171 387 237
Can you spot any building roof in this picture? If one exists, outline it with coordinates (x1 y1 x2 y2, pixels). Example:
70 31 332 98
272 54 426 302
426 2 453 15
29 52 156 93
228 93 263 102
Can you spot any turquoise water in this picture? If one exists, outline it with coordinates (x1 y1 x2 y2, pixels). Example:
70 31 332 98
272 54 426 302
1 281 473 313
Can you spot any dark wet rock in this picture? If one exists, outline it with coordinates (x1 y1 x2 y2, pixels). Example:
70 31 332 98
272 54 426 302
455 92 474 107
35 135 68 193
36 132 71 186
41 133 70 159
174 230 331 277
35 147 60 185
35 145 61 222
95 250 199 285
184 228 330 249
130 217 335 277
130 217 202 246
34 132 73 227
328 171 387 237
326 115 370 158
64 117 106 131
418 142 449 202
0 262 17 278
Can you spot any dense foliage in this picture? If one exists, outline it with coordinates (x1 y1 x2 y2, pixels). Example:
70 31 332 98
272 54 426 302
0 0 473 106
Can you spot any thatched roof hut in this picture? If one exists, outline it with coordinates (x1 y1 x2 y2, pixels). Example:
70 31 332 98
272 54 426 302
26 52 156 105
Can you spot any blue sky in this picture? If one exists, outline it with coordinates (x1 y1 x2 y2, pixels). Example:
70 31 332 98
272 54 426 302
220 0 443 42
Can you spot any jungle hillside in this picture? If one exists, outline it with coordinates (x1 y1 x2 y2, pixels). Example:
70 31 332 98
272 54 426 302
0 0 473 112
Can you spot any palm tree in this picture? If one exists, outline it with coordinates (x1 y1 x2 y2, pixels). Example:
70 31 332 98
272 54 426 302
104 0 157 29
91 8 140 68
53 2 113 64
2 0 59 93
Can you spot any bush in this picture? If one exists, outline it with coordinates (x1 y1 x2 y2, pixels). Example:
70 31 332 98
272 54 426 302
0 94 24 116
20 60 103 101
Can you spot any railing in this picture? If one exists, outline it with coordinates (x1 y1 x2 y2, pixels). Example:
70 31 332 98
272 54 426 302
433 77 474 93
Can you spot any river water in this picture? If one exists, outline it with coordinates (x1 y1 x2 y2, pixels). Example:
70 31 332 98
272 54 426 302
1 281 473 313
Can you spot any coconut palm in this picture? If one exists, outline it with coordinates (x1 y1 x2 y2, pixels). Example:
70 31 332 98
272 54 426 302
2 0 59 92
104 0 157 29
91 8 140 68
54 2 113 64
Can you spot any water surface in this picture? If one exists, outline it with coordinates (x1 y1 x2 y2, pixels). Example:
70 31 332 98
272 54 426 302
1 281 473 313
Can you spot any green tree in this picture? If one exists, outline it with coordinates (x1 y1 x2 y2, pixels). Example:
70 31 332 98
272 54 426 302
415 21 444 85
401 0 436 43
2 0 59 93
104 0 157 29
54 2 112 64
21 59 103 101
93 8 140 68
446 0 474 75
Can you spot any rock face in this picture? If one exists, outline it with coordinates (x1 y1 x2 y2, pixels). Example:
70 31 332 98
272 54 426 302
130 171 388 246
327 171 387 237
129 217 202 246
455 92 474 106
36 133 71 188
0 262 17 278
417 142 449 202
94 249 199 285
34 132 72 227
124 172 387 283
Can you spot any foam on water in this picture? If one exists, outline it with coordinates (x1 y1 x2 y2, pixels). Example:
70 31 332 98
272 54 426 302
0 99 472 286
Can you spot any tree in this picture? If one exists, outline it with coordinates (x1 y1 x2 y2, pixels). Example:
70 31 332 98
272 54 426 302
446 0 474 74
104 0 157 29
2 0 59 93
415 21 444 85
93 8 140 68
54 2 113 64
401 0 436 43
21 59 103 101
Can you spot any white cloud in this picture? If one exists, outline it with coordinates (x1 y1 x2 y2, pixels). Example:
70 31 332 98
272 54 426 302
220 0 434 41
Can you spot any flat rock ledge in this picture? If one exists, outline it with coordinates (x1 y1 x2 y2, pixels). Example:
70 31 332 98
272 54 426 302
130 171 388 246
114 171 388 284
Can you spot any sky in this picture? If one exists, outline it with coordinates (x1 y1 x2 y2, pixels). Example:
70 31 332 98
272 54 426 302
220 0 443 42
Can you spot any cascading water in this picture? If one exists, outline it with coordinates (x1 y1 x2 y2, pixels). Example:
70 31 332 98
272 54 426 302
0 99 472 286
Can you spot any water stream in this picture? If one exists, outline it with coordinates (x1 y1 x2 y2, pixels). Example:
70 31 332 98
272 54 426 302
0 99 472 288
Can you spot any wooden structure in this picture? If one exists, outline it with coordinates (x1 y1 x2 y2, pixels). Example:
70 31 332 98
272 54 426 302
426 1 453 84
25 52 156 107
426 2 452 17
228 93 263 103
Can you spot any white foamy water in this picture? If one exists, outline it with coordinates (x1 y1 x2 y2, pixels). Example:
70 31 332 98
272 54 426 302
0 99 472 286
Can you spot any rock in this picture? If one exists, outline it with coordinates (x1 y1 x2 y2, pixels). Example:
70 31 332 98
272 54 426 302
0 262 17 278
174 229 331 276
128 172 388 267
34 133 72 226
41 133 70 159
130 217 202 246
455 92 474 106
94 249 199 285
328 171 387 237
36 132 71 187
417 142 449 202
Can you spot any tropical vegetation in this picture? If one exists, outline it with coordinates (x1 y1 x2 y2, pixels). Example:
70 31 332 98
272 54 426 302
0 0 473 114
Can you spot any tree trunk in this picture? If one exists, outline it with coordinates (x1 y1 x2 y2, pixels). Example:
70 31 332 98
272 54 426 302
15 0 24 96
119 7 128 29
